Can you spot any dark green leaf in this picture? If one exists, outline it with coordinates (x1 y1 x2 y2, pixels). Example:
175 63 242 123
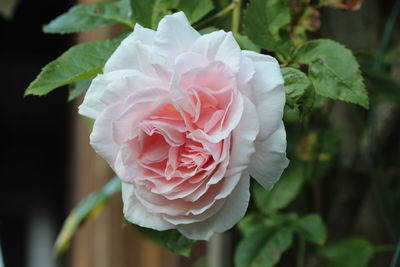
238 213 265 237
235 227 293 267
282 67 310 106
131 0 181 29
178 0 214 23
318 237 374 267
199 26 219 34
54 177 121 256
293 39 369 108
44 0 133 34
25 38 122 96
68 79 92 101
136 226 195 257
362 66 400 103
253 162 304 215
130 0 156 28
244 0 291 53
234 33 261 52
295 214 327 245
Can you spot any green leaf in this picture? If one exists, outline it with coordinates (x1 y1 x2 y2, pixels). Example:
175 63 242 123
130 0 156 28
282 67 310 107
244 0 291 53
318 237 374 267
238 213 265 237
136 226 195 257
293 39 369 108
44 0 133 34
178 0 214 23
25 38 122 96
253 162 304 215
131 0 181 29
234 33 261 53
362 66 400 103
235 227 293 267
295 214 327 245
68 79 92 102
199 26 220 34
54 177 121 256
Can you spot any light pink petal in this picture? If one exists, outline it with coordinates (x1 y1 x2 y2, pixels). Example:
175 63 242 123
89 102 124 170
191 30 241 73
248 122 289 190
174 52 209 75
176 171 250 240
122 182 174 231
242 50 285 141
104 24 160 75
154 12 200 64
225 96 259 177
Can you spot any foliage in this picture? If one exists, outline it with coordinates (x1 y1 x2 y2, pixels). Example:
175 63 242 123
25 0 400 266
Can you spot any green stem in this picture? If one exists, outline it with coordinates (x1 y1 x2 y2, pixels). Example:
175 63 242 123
193 3 235 29
297 236 306 267
231 0 242 34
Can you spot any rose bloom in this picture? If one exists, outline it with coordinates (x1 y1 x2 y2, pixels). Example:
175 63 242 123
79 12 288 240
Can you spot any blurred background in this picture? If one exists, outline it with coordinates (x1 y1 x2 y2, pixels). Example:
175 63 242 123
0 0 399 266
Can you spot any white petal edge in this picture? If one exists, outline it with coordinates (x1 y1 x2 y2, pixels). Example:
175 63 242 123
176 171 250 240
242 50 285 141
154 12 200 63
122 182 174 231
248 122 289 190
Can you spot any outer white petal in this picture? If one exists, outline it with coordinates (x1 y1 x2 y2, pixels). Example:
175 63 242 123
190 30 241 73
104 24 158 74
89 102 124 167
242 50 285 141
225 96 259 177
154 12 200 62
176 171 250 240
248 122 289 190
122 182 174 231
78 70 160 119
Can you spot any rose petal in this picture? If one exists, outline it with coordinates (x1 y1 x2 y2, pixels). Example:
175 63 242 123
243 50 285 141
191 30 241 73
248 122 289 190
122 182 174 231
176 171 250 240
154 12 200 64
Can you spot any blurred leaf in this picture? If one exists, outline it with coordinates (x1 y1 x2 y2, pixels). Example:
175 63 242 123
25 38 122 96
318 237 374 267
363 66 400 103
54 177 121 256
238 213 265 237
130 0 156 28
178 0 214 23
193 257 207 267
282 67 310 107
68 79 92 101
199 26 220 34
235 227 293 267
43 0 133 34
320 0 362 11
0 0 18 19
253 162 304 215
234 33 261 52
244 0 291 54
136 226 195 257
290 6 320 46
131 0 184 29
294 39 369 108
295 214 327 245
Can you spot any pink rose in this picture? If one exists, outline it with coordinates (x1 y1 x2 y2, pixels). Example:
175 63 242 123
79 12 288 240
